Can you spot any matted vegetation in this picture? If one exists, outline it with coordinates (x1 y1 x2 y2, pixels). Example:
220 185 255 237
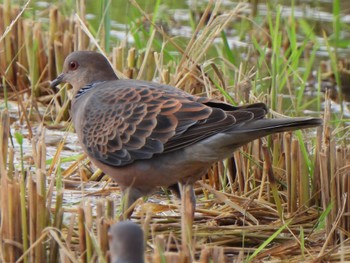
0 0 349 262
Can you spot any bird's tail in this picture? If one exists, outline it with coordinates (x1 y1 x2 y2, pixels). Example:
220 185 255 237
186 117 322 162
233 117 322 134
224 117 322 146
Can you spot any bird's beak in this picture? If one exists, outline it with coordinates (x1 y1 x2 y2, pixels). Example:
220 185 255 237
50 73 65 88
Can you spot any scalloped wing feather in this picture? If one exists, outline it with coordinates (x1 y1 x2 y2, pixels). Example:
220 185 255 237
79 81 268 167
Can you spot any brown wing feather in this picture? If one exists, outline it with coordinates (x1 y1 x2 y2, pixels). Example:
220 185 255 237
81 81 268 167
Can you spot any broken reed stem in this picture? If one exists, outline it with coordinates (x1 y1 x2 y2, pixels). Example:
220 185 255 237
262 144 282 218
153 234 166 263
17 133 29 263
125 47 136 79
337 146 348 240
0 111 14 261
181 184 194 262
28 171 36 262
85 201 93 262
113 46 124 73
272 135 281 168
283 132 292 212
243 144 251 194
162 68 170 84
27 129 48 262
96 200 109 261
106 198 114 219
11 173 22 261
0 111 22 260
48 7 58 80
49 161 64 263
346 146 350 231
233 151 245 195
35 171 47 261
0 110 9 169
7 146 14 179
311 127 322 207
290 138 298 213
137 28 156 80
24 20 40 98
3 0 14 84
251 139 262 191
212 247 225 263
199 247 210 263
66 213 77 252
319 94 337 243
2 78 8 110
258 157 268 201
298 138 310 208
146 51 156 81
78 206 87 263
329 136 337 244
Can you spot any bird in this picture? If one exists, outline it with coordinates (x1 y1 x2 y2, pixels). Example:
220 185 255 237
109 221 144 263
51 50 322 220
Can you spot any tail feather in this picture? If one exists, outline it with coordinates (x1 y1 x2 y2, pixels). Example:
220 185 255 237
225 117 323 145
233 117 322 134
186 117 322 162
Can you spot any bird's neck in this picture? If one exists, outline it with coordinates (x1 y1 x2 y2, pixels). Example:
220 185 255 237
74 81 106 99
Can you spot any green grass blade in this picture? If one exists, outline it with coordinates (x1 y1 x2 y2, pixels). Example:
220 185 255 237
246 219 292 262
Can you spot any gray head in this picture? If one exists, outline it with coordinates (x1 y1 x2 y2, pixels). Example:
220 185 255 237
50 51 118 95
109 221 145 263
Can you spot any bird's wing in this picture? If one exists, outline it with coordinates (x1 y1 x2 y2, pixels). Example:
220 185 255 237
81 83 267 166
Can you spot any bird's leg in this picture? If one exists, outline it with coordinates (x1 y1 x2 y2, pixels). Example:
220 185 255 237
120 187 142 220
168 183 181 199
180 182 195 260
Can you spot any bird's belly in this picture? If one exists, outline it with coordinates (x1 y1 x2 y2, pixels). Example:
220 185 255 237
90 152 211 191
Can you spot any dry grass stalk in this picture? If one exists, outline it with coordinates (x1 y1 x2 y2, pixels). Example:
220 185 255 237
96 200 109 261
78 206 87 263
84 201 93 262
112 46 124 73
0 113 21 262
291 139 299 213
28 171 36 262
312 127 322 207
319 97 334 243
137 29 156 81
152 234 166 263
181 184 195 261
298 139 310 209
49 162 64 263
3 0 15 85
125 47 137 78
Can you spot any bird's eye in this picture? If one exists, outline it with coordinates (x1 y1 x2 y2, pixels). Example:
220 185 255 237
69 60 79 70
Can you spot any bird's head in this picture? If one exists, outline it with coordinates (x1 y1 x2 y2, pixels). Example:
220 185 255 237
50 51 118 95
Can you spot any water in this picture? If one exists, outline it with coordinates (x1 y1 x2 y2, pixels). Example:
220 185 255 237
82 0 350 112
82 1 350 44
22 1 350 64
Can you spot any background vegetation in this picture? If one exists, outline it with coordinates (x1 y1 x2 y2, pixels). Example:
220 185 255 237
0 0 349 262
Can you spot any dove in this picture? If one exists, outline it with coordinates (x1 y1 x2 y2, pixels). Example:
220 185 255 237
51 51 322 220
